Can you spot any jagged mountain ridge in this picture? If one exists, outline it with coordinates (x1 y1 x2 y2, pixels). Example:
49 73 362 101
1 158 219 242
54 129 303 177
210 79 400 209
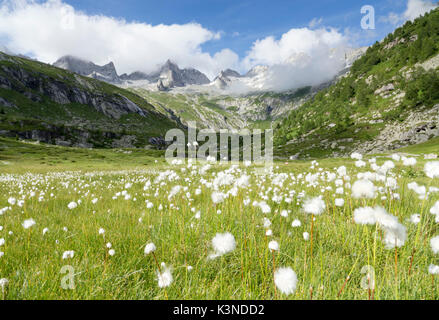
53 55 121 84
53 56 212 90
52 47 363 95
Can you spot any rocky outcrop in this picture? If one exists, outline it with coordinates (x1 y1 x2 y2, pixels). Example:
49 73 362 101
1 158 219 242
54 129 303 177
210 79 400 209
374 83 395 97
0 97 16 109
0 63 148 119
148 137 170 150
417 53 439 71
147 60 210 88
0 121 95 148
112 135 137 149
212 71 232 89
0 119 169 149
53 56 121 84
157 79 168 92
354 104 439 154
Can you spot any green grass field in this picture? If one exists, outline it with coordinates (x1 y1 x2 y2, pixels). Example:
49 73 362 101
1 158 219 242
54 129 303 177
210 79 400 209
0 137 439 300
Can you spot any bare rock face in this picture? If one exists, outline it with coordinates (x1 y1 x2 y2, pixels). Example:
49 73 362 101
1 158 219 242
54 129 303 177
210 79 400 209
146 60 210 88
148 137 170 150
74 58 212 89
157 79 168 91
417 53 439 71
354 104 439 154
374 83 395 97
112 135 137 148
53 56 121 84
0 63 148 119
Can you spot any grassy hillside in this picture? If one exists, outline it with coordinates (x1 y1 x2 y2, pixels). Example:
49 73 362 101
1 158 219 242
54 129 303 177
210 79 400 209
275 8 439 159
0 52 181 148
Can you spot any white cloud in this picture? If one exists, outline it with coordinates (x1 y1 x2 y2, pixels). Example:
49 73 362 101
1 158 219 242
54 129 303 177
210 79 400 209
0 0 236 79
379 12 402 26
381 0 437 26
403 0 437 21
240 27 347 91
308 17 323 29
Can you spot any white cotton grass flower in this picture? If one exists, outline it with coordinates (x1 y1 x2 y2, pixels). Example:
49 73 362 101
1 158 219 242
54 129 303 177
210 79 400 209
0 278 9 291
108 249 115 256
303 232 310 241
266 229 273 237
407 182 427 199
429 265 439 275
43 228 49 235
274 267 298 295
351 152 363 160
337 166 347 177
291 219 302 228
354 206 407 249
430 201 439 222
335 198 345 207
268 240 279 251
263 217 272 229
0 238 4 246
211 192 225 204
62 250 74 260
168 185 182 200
209 232 236 259
383 227 407 249
0 252 4 258
98 228 105 235
7 197 16 205
355 160 366 168
22 218 36 229
157 264 173 288
67 201 77 210
431 201 439 213
402 157 417 166
303 197 326 215
409 214 421 225
431 236 439 255
144 242 157 255
352 180 376 199
353 207 377 225
258 201 271 214
425 162 439 178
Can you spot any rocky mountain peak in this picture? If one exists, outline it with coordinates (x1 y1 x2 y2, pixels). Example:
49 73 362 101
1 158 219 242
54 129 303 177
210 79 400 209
162 59 178 70
222 69 242 78
53 55 121 84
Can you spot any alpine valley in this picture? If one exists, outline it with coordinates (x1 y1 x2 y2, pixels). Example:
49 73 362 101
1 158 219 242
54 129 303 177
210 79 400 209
1 8 438 159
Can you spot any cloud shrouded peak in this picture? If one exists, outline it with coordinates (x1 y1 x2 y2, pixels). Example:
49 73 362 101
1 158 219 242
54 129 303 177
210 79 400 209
240 27 348 92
